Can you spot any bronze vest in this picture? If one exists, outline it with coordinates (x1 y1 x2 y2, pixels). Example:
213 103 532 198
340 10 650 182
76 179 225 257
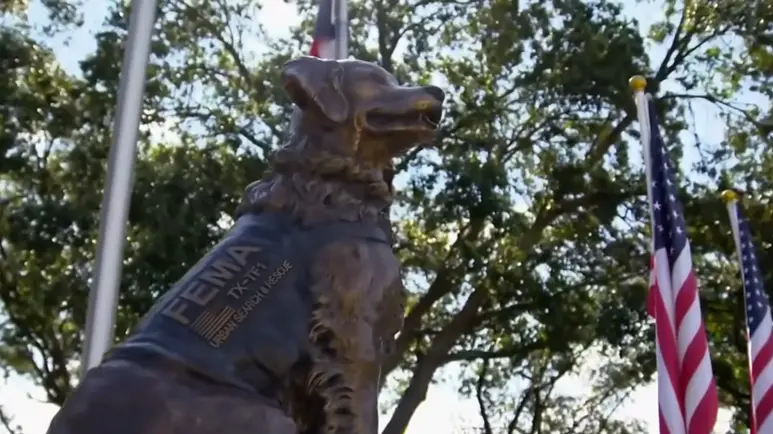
110 212 389 396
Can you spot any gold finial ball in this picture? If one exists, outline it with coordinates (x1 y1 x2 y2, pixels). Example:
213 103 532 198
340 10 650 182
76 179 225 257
720 189 738 204
629 75 647 92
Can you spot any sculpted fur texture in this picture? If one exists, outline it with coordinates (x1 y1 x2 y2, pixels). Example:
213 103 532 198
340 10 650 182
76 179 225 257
241 56 443 434
45 55 443 434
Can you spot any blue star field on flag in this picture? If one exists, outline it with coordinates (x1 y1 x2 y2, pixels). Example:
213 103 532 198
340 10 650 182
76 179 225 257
737 206 770 333
648 102 689 265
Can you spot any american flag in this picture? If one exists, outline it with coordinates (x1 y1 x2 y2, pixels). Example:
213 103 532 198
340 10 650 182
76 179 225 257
310 0 337 59
731 200 773 434
643 98 718 434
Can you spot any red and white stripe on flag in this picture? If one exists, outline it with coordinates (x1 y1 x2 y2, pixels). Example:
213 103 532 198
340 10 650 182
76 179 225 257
310 0 336 59
644 96 718 434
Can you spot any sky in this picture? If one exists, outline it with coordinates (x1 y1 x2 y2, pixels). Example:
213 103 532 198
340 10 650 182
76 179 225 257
0 0 762 432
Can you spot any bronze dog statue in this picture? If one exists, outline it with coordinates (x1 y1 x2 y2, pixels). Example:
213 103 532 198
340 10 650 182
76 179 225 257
46 56 444 434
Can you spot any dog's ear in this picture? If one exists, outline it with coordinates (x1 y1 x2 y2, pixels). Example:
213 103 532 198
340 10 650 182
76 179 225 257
281 56 349 123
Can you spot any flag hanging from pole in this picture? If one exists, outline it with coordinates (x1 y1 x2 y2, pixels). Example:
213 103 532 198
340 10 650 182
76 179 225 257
724 190 773 434
630 76 719 434
310 0 337 59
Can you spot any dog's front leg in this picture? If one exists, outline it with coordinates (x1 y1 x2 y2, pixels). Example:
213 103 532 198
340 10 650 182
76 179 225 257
308 240 400 434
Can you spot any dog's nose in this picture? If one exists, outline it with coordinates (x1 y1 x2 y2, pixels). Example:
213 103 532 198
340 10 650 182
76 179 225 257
423 85 445 102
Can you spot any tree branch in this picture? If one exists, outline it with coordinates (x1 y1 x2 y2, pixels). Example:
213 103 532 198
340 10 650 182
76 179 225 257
381 286 488 434
0 405 23 434
475 359 493 434
661 92 773 129
442 342 545 364
186 0 257 95
383 218 485 376
655 8 689 82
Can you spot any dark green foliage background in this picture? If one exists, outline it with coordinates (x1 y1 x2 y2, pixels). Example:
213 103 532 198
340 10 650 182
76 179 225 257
2 0 773 432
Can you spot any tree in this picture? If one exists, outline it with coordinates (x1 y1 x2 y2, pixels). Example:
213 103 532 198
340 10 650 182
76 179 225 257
1 0 772 433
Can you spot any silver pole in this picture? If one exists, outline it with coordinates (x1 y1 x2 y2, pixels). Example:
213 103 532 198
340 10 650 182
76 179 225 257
335 0 348 59
81 0 158 378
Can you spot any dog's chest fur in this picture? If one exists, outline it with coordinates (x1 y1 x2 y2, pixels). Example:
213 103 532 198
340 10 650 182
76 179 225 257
280 218 404 434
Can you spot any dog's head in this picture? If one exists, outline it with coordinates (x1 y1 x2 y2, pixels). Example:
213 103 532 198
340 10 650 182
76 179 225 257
281 56 445 169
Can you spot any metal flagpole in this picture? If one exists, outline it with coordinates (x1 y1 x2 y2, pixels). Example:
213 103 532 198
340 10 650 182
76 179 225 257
80 0 158 378
334 0 348 59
